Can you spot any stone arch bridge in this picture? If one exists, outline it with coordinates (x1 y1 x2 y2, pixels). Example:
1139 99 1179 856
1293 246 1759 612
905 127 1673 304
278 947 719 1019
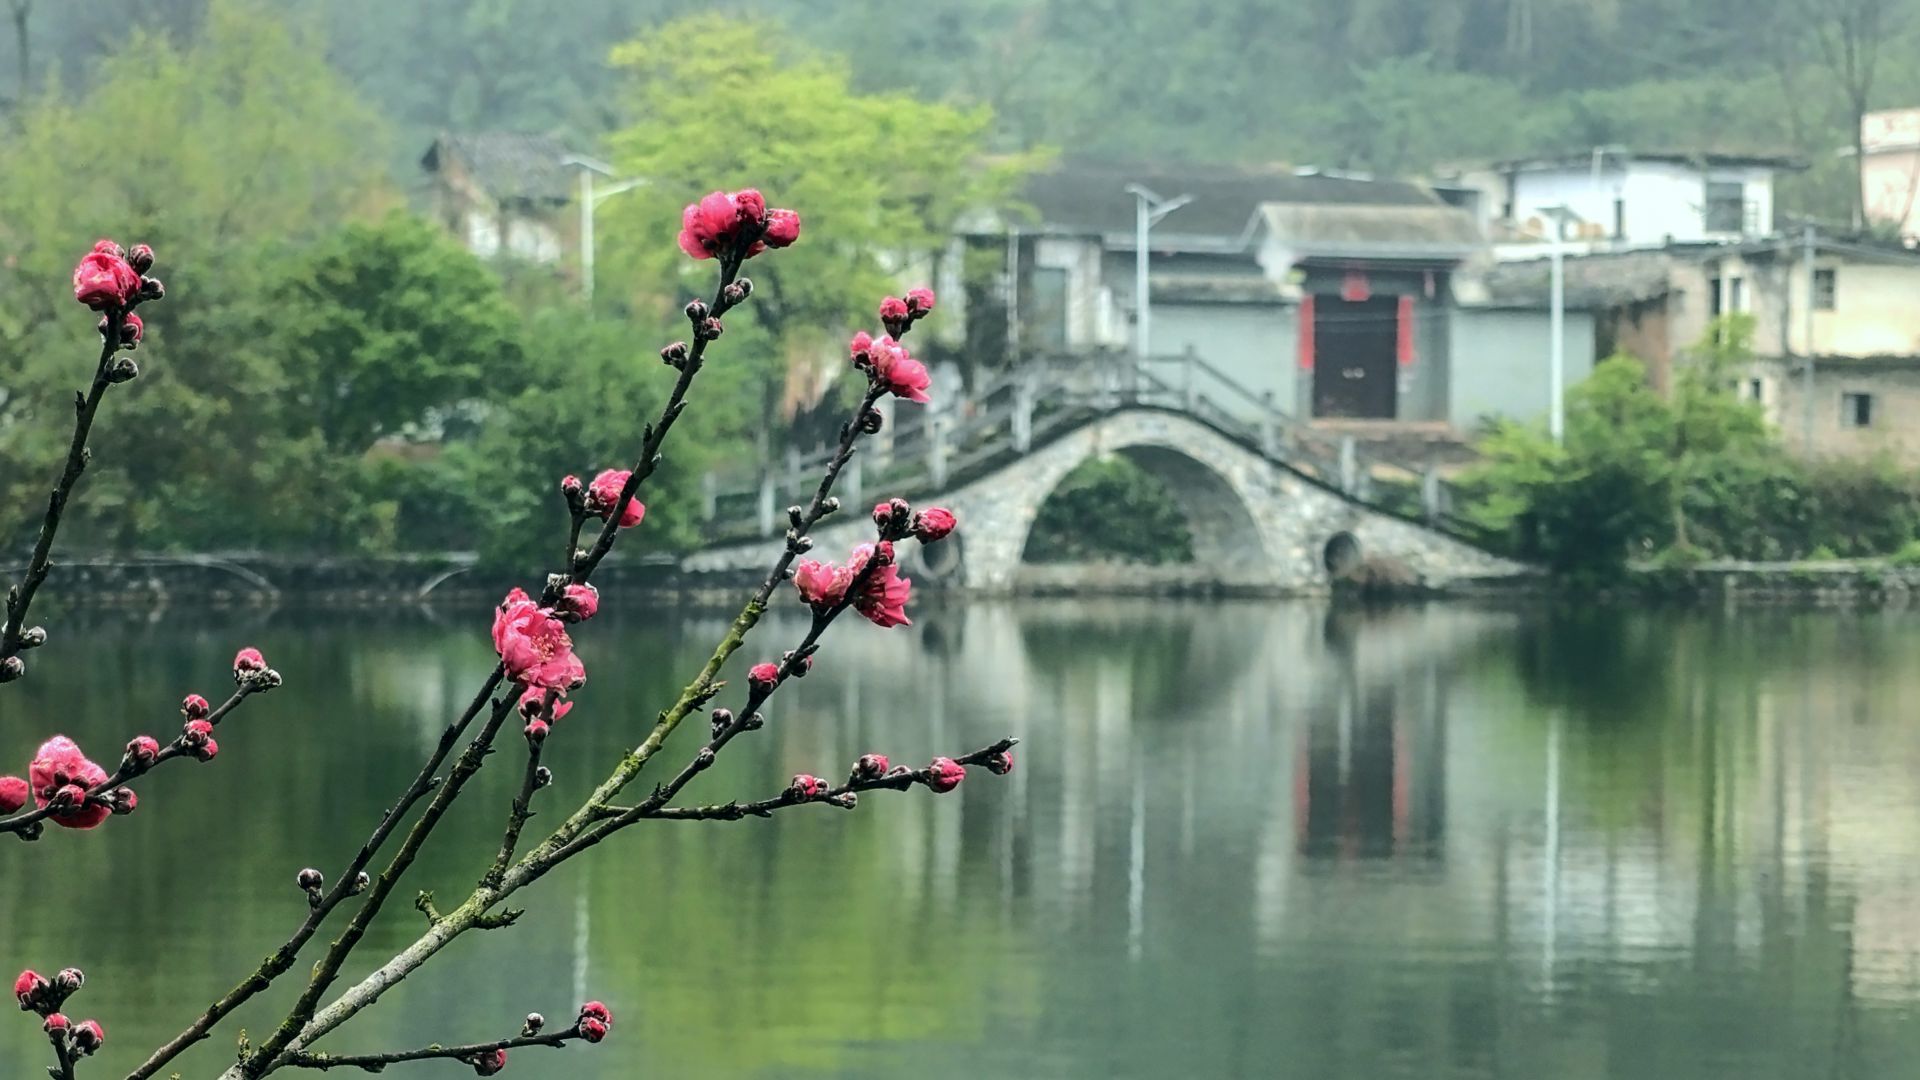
684 353 1527 593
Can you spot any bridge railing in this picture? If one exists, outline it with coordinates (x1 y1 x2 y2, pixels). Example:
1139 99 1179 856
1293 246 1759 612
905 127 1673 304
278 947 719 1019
700 350 1468 537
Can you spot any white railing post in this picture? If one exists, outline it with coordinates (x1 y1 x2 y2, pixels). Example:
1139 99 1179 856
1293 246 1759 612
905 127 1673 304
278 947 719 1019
1013 372 1036 453
701 470 718 521
1421 464 1444 523
1182 346 1198 412
756 468 776 536
1259 392 1279 457
845 452 864 509
1338 436 1358 495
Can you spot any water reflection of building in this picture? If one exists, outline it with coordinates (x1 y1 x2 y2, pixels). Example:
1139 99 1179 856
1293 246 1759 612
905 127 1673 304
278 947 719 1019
1294 611 1448 863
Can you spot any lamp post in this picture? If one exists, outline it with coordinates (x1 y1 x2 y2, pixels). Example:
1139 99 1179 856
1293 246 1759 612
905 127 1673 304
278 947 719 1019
562 154 646 306
1541 204 1585 446
1124 183 1193 361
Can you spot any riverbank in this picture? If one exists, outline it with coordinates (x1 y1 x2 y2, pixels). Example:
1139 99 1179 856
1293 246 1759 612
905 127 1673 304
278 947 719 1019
17 552 1920 609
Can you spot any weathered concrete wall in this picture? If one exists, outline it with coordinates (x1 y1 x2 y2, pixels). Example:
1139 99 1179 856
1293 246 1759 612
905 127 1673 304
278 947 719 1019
683 408 1530 595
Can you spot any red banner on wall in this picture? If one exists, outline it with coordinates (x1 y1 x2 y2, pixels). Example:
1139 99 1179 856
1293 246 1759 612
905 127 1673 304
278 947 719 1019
1396 295 1415 366
1298 295 1316 371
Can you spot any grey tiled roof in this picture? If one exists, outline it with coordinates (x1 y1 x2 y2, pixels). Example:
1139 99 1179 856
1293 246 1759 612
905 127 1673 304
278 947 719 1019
423 133 577 203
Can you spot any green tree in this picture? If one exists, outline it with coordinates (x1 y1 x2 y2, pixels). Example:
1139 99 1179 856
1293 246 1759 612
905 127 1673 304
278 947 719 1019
596 14 1038 460
268 213 525 455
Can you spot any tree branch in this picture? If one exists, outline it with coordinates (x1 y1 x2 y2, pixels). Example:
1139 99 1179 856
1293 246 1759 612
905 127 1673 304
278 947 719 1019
284 1024 588 1073
630 738 1018 822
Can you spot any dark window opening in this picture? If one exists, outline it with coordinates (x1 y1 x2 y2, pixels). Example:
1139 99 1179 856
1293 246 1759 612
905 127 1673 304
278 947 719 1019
1705 181 1746 233
1814 268 1837 311
1024 266 1069 353
1842 392 1875 428
1747 378 1764 402
1708 277 1722 317
1613 198 1626 240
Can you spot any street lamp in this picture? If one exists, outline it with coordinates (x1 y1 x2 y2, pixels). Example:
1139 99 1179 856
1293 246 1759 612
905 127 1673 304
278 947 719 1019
1540 204 1586 445
562 154 646 306
1124 183 1193 360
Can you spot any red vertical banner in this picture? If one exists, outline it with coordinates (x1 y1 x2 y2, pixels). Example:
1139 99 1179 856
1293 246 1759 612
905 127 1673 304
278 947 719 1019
1396 295 1416 366
1298 295 1316 371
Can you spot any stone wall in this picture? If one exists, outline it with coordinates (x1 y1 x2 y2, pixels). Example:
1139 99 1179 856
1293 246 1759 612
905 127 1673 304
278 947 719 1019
683 407 1532 595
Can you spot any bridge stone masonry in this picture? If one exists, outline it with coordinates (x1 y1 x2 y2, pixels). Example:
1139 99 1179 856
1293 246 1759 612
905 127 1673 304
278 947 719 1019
684 352 1532 595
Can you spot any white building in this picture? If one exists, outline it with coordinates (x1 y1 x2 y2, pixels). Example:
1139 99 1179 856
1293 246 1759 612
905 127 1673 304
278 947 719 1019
1440 150 1801 251
1861 108 1920 241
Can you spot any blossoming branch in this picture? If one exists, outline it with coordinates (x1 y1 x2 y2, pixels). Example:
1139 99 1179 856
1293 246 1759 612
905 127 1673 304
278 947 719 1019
8 189 1013 1080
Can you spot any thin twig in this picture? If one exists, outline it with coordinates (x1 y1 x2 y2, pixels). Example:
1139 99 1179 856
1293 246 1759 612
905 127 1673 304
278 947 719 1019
125 667 504 1080
284 1025 586 1072
0 318 117 674
628 738 1018 822
1 684 258 838
483 699 550 890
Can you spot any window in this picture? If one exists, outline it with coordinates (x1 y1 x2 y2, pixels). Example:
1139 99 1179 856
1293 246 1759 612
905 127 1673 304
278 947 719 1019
1613 198 1626 240
1708 277 1722 317
1814 268 1837 310
1747 378 1765 402
1842 392 1875 428
1704 181 1746 233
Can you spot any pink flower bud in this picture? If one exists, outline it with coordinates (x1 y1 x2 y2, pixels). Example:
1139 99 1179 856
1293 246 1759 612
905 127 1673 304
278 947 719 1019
578 1017 609 1043
516 685 573 724
53 968 82 996
854 753 890 781
92 239 125 258
471 1048 507 1076
53 783 87 809
15 969 46 1010
789 774 828 800
191 737 219 763
110 788 137 815
524 719 550 746
297 867 324 892
558 583 599 622
905 286 936 314
763 208 801 249
585 469 645 529
733 188 766 224
42 1012 68 1036
233 647 267 678
925 757 966 794
119 312 143 346
128 244 154 274
912 507 956 544
182 719 213 748
579 1001 612 1025
560 474 583 497
70 1018 103 1055
181 693 211 720
748 662 779 691
986 750 1015 775
848 331 874 363
125 736 160 768
0 776 26 815
879 295 910 324
782 650 812 678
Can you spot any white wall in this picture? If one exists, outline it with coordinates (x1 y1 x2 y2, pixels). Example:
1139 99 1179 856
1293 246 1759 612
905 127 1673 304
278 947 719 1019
1510 161 1774 247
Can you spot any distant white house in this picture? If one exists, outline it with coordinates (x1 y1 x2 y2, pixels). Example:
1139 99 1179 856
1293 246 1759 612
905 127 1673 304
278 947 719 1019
421 133 578 264
1438 150 1802 252
1861 108 1920 241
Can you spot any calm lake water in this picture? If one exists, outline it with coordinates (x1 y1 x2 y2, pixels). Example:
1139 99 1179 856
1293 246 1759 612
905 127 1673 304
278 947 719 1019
5 598 1920 1078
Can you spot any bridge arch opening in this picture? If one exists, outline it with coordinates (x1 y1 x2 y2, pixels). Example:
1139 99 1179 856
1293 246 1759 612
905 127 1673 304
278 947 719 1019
1020 445 1267 573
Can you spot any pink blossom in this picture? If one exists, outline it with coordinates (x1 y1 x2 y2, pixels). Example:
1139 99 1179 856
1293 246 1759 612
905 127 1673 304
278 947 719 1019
912 507 956 544
789 774 828 800
748 662 780 690
493 593 586 691
558 583 599 622
517 685 574 723
182 719 213 748
905 286 936 314
763 209 801 248
584 469 645 528
925 757 966 794
233 647 267 676
676 190 799 261
181 693 210 719
849 544 913 628
191 738 219 763
14 970 46 1010
580 1001 613 1026
879 295 910 324
869 336 931 404
72 248 139 310
0 776 26 814
71 1019 103 1055
793 558 853 611
28 736 110 830
125 736 160 768
471 1048 507 1075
